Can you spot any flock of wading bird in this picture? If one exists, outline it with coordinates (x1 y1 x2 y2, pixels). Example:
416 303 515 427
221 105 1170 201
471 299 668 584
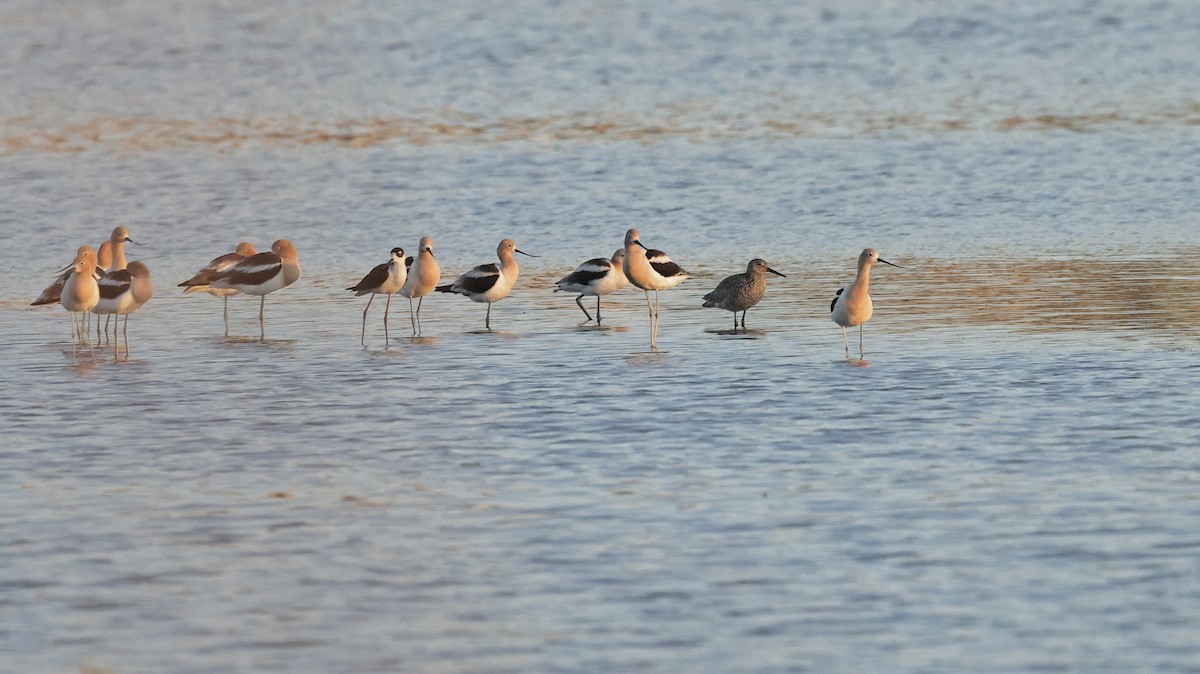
34 227 904 359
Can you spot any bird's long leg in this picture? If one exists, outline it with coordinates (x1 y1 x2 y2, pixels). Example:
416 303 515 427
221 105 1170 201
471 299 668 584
259 296 266 341
223 295 230 336
859 324 865 358
408 297 417 334
485 302 492 330
596 296 602 325
383 294 391 345
741 311 747 330
415 296 424 334
361 294 374 345
842 326 850 356
644 290 655 348
732 312 738 333
70 311 78 359
123 314 130 357
84 312 95 357
575 294 593 322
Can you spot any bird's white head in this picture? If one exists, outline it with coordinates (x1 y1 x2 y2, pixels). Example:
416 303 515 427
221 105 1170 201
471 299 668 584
860 248 902 270
624 228 646 251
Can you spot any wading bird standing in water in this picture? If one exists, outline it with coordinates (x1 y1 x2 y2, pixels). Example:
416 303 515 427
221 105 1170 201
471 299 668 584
830 248 902 358
702 258 785 333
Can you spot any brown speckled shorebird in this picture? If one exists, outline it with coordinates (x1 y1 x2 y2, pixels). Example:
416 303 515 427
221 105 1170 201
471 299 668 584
701 259 786 333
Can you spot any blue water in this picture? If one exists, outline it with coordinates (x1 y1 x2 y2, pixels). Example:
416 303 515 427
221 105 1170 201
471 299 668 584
3 1 1200 672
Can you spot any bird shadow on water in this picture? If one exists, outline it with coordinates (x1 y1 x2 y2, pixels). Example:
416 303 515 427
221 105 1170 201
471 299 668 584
466 329 518 339
840 357 871 368
364 345 407 358
400 335 438 347
625 349 673 365
571 323 629 333
219 336 298 347
704 328 766 339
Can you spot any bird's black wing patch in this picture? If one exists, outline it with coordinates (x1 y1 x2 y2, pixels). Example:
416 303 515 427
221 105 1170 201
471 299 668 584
99 270 132 300
349 261 390 293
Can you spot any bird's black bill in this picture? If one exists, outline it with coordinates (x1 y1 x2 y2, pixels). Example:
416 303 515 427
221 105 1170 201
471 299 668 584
515 249 540 257
634 240 648 251
127 238 146 246
767 267 787 277
879 258 903 268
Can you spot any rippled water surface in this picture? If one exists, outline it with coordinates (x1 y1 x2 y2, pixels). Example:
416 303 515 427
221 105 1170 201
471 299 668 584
3 1 1200 673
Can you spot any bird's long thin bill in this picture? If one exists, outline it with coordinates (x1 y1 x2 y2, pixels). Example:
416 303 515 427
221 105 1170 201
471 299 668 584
879 258 904 268
127 238 146 246
767 268 787 277
515 249 540 257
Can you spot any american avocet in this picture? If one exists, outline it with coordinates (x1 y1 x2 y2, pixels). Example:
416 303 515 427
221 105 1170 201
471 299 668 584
97 241 113 273
179 242 258 336
702 258 786 332
31 240 112 307
554 249 627 324
398 236 441 335
95 227 142 341
435 238 537 330
622 229 689 348
61 246 100 357
347 247 407 345
831 248 902 358
210 239 301 340
105 226 142 272
94 261 153 354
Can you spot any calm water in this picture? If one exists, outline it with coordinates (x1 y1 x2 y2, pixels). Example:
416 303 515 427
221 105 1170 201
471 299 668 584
3 2 1200 673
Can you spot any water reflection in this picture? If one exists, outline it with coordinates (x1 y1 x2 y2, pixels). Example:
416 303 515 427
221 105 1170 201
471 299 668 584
886 253 1200 334
6 105 1200 154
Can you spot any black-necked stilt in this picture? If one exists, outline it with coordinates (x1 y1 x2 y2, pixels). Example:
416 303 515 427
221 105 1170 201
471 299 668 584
347 247 407 345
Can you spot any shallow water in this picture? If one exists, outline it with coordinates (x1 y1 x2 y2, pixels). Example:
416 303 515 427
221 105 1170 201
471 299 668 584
3 1 1200 673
